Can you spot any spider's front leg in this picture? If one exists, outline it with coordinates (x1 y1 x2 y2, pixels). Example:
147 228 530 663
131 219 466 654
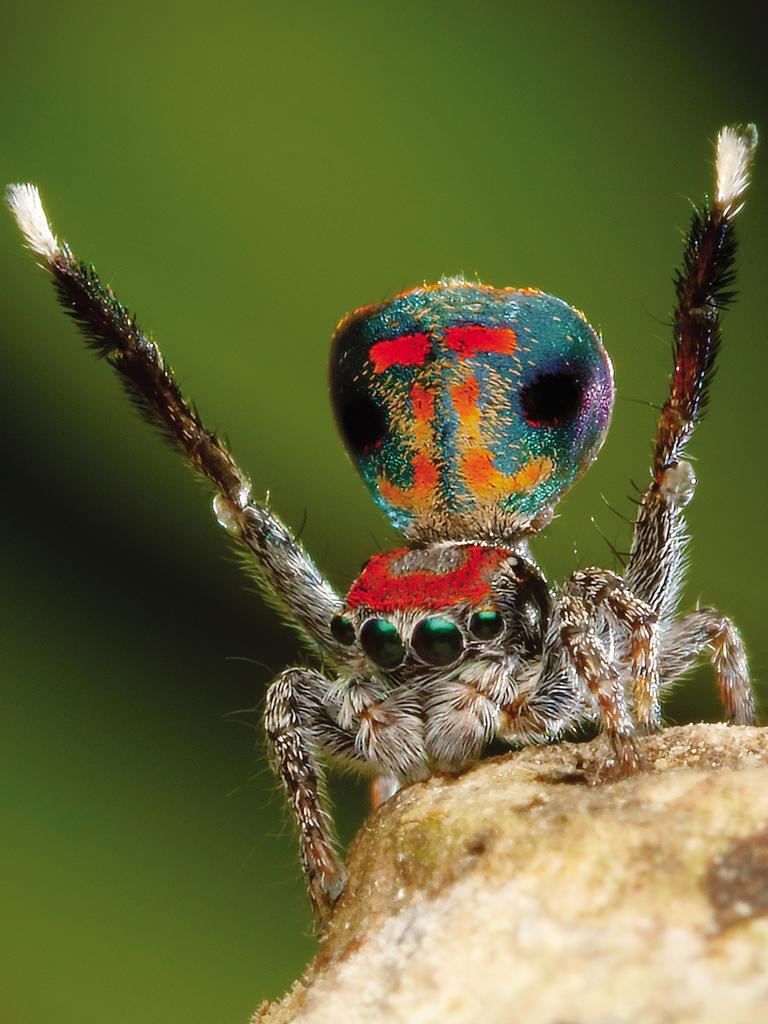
264 669 350 923
266 667 428 924
496 586 642 771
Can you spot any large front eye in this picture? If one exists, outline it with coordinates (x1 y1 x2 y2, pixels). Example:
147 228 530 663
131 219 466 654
360 618 406 669
412 617 464 666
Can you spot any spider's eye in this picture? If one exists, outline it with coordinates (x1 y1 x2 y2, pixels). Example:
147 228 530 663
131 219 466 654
360 618 405 669
338 396 387 454
412 617 464 666
468 609 504 640
330 614 356 646
520 370 584 427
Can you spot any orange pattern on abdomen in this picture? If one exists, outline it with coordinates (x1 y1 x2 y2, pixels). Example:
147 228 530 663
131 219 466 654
462 450 553 498
377 381 440 512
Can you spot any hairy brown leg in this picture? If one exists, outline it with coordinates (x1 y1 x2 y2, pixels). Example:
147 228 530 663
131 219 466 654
566 569 660 731
264 669 349 925
660 609 756 725
558 594 641 774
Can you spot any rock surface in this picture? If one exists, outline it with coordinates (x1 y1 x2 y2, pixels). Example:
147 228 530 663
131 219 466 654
254 724 768 1024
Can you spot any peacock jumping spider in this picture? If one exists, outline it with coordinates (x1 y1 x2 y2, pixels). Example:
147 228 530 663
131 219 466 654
6 124 758 924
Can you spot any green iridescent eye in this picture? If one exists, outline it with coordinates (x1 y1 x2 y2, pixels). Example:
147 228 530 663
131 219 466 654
330 614 356 646
360 618 405 669
469 609 504 640
412 617 464 666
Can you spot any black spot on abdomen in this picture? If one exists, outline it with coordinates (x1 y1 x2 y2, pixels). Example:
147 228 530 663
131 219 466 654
521 370 584 427
337 395 387 454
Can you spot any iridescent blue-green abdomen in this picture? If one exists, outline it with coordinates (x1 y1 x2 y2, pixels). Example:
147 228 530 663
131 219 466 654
330 280 614 538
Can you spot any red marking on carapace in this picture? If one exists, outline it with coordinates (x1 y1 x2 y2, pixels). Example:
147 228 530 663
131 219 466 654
370 332 431 373
346 545 515 612
451 375 480 419
410 382 435 421
444 325 517 359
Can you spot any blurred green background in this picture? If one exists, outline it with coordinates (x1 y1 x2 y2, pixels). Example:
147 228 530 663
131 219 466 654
0 2 765 1021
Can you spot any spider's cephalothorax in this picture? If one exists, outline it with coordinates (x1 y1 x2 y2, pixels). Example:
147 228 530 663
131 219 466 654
329 543 559 770
6 124 759 924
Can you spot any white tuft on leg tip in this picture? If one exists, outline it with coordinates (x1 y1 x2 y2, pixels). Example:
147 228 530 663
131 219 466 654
5 183 61 264
715 124 759 217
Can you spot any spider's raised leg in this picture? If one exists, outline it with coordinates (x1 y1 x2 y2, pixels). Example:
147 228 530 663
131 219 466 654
5 185 346 655
625 126 758 727
660 609 754 724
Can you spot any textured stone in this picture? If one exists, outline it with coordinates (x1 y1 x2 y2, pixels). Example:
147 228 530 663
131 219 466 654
254 724 768 1024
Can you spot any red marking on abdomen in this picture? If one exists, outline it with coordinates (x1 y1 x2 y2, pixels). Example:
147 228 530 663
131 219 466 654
346 545 514 612
445 325 517 358
451 375 480 419
370 332 431 373
412 452 439 495
410 382 435 421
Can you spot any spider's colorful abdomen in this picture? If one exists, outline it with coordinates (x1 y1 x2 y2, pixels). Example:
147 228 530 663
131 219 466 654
330 280 614 538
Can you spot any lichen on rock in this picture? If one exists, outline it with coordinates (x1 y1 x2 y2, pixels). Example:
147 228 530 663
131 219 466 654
255 724 768 1024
